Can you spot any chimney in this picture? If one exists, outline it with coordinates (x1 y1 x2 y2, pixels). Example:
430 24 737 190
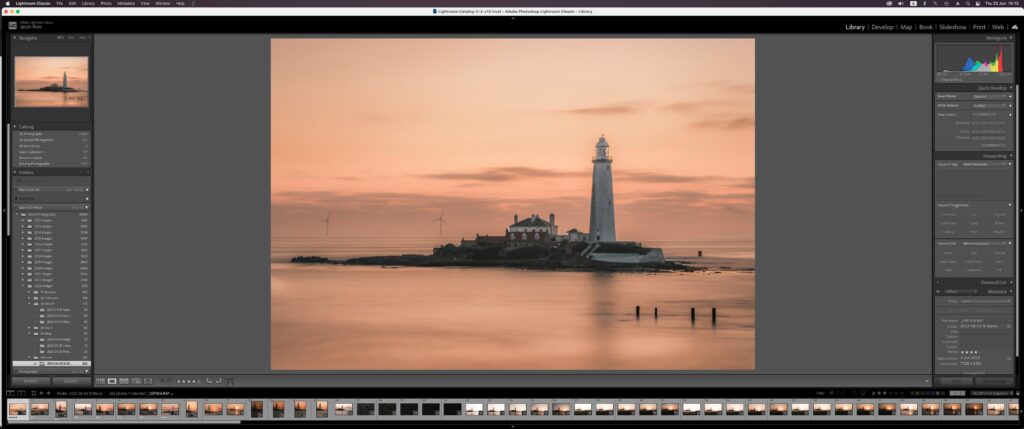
514 213 518 223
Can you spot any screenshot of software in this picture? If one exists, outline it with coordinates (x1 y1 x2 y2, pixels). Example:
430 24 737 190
1 1 1020 425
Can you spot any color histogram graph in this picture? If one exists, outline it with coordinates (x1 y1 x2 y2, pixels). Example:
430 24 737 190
960 46 1004 72
936 44 1014 75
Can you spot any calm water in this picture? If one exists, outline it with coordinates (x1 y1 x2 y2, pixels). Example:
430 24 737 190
271 236 755 370
15 91 89 108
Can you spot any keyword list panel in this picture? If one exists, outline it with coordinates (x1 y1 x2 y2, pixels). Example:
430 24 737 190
932 33 1017 388
7 34 94 387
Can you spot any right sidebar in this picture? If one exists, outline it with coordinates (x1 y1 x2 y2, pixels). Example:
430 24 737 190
932 32 1017 389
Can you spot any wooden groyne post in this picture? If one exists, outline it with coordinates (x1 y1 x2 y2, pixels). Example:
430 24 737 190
712 307 717 324
654 307 659 319
690 307 695 323
635 306 640 319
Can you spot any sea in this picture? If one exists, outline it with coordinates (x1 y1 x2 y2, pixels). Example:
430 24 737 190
14 91 89 108
271 236 755 370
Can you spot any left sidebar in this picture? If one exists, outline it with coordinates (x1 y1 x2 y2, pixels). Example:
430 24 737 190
7 33 94 389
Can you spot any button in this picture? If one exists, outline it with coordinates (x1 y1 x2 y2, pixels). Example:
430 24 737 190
107 378 118 385
131 377 142 385
975 377 1014 386
52 377 91 386
937 377 973 386
143 378 153 385
10 377 50 387
118 378 129 385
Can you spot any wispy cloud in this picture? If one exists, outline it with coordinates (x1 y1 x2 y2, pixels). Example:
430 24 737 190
419 167 587 182
560 103 641 115
689 116 755 130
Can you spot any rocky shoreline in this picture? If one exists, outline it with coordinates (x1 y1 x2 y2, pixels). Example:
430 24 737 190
290 254 695 272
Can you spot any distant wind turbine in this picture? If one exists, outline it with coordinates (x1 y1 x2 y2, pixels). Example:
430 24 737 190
316 209 331 237
431 208 448 237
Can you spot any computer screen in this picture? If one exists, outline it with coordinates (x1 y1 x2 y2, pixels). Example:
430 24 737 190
1 1 1020 425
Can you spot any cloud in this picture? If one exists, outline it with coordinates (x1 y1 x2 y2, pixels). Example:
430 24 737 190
688 116 755 130
561 103 640 115
419 167 587 182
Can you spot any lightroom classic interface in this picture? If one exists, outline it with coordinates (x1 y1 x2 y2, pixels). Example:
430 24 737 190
1 2 1020 426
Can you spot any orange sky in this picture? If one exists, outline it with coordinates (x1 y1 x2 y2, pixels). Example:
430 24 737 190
14 56 89 89
272 38 754 239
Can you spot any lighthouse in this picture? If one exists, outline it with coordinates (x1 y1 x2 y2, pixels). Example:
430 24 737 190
62 72 67 90
588 134 616 242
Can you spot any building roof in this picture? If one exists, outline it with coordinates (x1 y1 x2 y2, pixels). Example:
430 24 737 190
510 216 551 228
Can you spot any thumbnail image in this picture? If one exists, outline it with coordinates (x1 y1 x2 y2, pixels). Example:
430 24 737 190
227 403 245 416
660 403 679 415
273 401 286 418
769 403 789 416
965 403 984 416
791 403 810 416
488 403 506 416
294 400 307 418
465 404 483 416
14 56 89 108
617 404 635 415
96 404 114 416
1009 403 1019 415
987 403 1005 416
204 403 223 416
422 403 440 416
30 403 49 416
117 403 136 416
943 403 961 416
8 403 26 416
681 403 700 416
812 403 832 416
74 403 92 416
878 403 897 416
161 403 180 416
552 403 572 416
55 401 67 418
899 403 918 416
509 403 527 416
573 403 591 416
531 403 550 416
250 401 263 418
639 403 658 416
271 38 756 371
185 401 198 418
726 404 745 415
139 403 158 416
856 403 875 416
747 403 765 416
334 403 353 416
835 403 853 416
595 404 613 416
703 403 722 416
316 401 329 418
921 403 940 416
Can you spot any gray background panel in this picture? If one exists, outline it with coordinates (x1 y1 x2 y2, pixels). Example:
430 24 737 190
93 35 271 374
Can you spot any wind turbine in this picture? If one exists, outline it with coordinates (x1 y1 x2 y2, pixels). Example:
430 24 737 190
431 208 448 237
316 209 331 237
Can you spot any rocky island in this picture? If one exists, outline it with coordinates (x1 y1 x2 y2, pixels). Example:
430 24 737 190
291 239 693 272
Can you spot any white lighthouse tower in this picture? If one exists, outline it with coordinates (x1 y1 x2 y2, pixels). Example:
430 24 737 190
588 134 616 242
62 72 68 90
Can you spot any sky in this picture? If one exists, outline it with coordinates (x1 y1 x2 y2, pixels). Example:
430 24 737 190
271 38 755 240
14 56 89 89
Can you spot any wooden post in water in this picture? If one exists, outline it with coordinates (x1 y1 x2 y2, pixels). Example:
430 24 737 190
712 307 717 324
635 306 640 319
698 250 703 257
654 307 659 319
690 307 695 323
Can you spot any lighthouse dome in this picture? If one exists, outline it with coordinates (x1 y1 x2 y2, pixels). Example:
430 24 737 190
596 134 609 147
